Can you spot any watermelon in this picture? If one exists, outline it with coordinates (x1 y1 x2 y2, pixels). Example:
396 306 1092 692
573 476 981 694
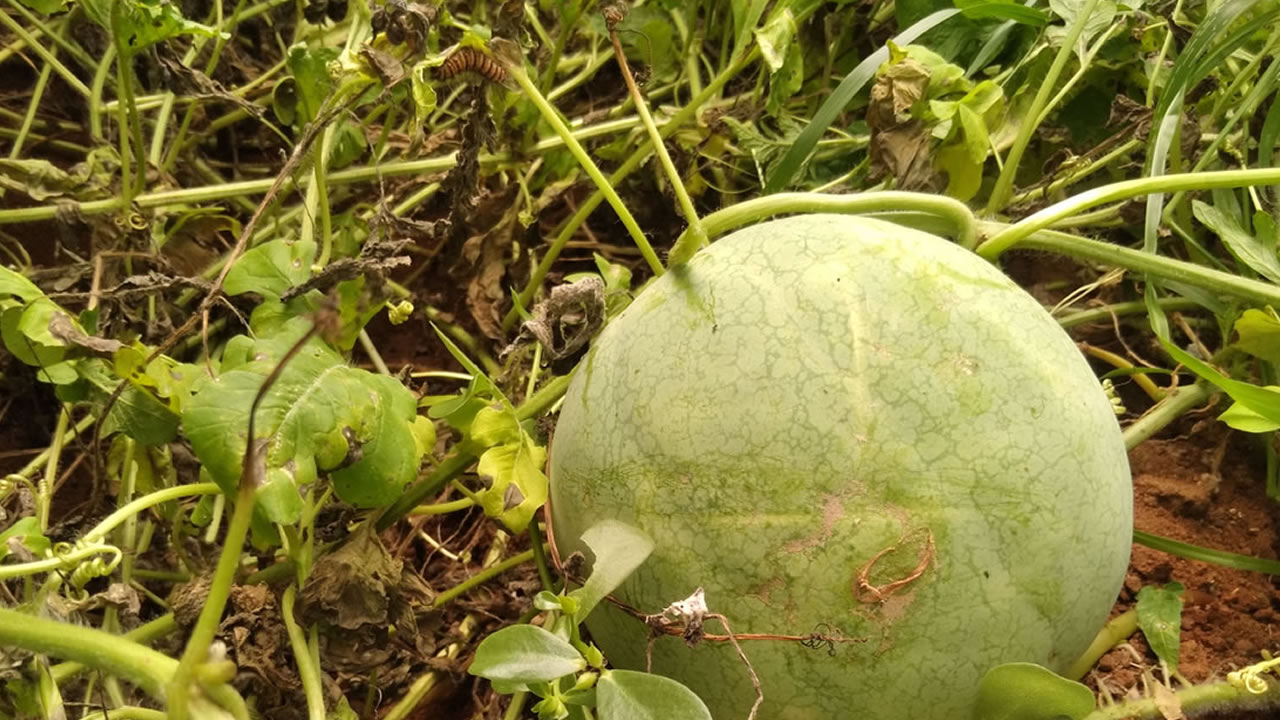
548 214 1130 720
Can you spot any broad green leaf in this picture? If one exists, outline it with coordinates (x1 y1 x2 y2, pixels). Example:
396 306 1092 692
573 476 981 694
0 517 51 561
15 0 66 12
470 406 521 447
955 0 1049 25
1137 583 1184 673
474 428 548 533
285 45 340 125
1193 201 1280 284
935 103 989 201
93 0 221 53
597 670 712 720
1231 308 1280 364
753 9 795 72
80 358 180 445
570 520 654 619
1219 400 1280 434
1 300 75 384
224 238 317 298
330 375 424 507
1048 0 1116 57
468 625 586 685
182 318 425 521
972 663 1093 720
0 266 42 302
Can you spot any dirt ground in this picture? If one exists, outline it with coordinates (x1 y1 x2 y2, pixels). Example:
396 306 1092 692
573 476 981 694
1096 419 1280 719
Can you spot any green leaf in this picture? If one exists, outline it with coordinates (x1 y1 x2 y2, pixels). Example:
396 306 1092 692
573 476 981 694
597 670 712 720
972 663 1094 720
1047 0 1117 56
80 358 180 445
1193 201 1280 284
330 374 424 507
0 266 43 303
954 0 1049 25
286 45 340 125
1219 399 1280 433
182 318 424 522
15 0 66 13
569 520 654 619
411 61 439 125
468 625 586 686
1137 582 1184 673
224 238 317 298
935 103 989 201
1230 308 1280 364
0 517 51 562
1134 530 1280 574
753 9 795 72
474 425 548 533
104 0 222 53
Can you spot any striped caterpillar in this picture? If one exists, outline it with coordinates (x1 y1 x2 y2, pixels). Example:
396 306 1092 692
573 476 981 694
438 47 508 85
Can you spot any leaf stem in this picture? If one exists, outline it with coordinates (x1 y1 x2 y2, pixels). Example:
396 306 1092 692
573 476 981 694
165 479 255 720
50 614 178 684
0 607 177 697
84 482 221 543
282 584 327 720
431 547 541 608
606 19 706 263
0 8 90 97
1121 382 1215 451
501 56 663 276
680 191 978 248
986 0 1101 212
37 403 69 531
979 168 1280 259
1082 675 1280 719
1065 609 1137 681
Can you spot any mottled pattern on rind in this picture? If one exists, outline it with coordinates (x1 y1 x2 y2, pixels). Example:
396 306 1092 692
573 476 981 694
549 214 1132 720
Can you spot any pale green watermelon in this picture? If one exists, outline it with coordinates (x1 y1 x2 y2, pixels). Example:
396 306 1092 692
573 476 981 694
548 214 1130 720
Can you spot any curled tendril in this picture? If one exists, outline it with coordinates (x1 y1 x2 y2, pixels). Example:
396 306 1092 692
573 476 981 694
1227 656 1280 695
1 473 29 496
51 541 123 597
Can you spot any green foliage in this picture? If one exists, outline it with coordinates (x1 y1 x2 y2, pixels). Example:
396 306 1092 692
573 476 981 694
424 328 549 533
182 317 426 522
469 625 586 687
568 520 653 619
0 517 51 562
470 520 709 720
224 238 318 298
972 663 1094 720
1137 583 1184 674
81 0 221 53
